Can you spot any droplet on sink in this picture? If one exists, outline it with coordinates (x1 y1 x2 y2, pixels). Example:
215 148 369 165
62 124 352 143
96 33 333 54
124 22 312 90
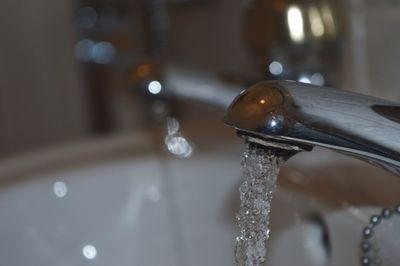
82 244 97 259
53 181 68 198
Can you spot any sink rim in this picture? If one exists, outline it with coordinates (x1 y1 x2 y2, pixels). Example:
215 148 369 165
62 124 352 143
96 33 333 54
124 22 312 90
0 133 155 184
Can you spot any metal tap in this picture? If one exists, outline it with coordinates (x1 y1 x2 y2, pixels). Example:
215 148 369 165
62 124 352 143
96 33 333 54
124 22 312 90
224 80 400 175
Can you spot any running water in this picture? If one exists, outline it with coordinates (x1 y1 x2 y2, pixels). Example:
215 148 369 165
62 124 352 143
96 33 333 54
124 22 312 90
235 142 284 266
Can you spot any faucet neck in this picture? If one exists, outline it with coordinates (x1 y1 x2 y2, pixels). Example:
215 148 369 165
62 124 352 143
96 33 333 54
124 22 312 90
225 80 400 176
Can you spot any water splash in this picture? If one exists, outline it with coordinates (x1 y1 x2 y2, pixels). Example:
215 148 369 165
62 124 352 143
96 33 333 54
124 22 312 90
165 117 193 158
235 142 284 266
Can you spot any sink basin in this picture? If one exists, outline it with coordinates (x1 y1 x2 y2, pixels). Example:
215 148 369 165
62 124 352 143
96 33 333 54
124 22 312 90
0 125 398 265
268 148 400 266
0 133 245 266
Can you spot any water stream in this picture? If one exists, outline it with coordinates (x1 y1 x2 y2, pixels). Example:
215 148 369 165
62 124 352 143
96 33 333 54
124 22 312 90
235 142 285 266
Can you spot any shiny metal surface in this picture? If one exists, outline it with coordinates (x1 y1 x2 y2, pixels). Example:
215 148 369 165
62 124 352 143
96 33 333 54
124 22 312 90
243 0 345 85
134 63 243 109
224 80 400 175
163 64 243 109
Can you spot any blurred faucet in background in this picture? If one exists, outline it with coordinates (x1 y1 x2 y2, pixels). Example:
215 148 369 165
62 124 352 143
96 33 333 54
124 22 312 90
2 0 396 158
243 0 345 86
73 0 348 133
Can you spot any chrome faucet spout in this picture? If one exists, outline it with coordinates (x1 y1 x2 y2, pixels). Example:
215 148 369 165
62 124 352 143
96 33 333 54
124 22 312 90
224 80 400 176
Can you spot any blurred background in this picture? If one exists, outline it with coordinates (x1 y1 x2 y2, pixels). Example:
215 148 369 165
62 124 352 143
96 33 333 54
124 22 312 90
2 0 399 157
2 1 400 266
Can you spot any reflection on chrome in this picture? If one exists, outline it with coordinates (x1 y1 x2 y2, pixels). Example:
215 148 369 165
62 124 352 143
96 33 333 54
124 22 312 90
321 3 336 36
74 39 95 62
82 244 97 259
298 75 311 84
148 80 162 95
53 181 68 198
74 39 115 64
308 6 325 38
92 42 116 64
310 73 325 86
166 116 179 135
287 5 304 43
269 119 278 128
298 73 325 86
268 61 283 76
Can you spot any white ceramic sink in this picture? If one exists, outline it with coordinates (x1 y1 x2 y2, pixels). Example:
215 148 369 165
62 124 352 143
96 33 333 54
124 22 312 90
0 134 243 266
0 131 399 266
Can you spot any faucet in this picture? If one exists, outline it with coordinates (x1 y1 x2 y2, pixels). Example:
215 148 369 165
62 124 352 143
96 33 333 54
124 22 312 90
224 80 400 176
135 63 243 110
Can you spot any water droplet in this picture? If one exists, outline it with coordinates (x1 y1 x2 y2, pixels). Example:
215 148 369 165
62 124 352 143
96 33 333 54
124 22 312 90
53 181 68 198
148 80 162 95
165 135 193 158
164 116 194 158
82 245 97 259
268 61 283 76
166 117 179 135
